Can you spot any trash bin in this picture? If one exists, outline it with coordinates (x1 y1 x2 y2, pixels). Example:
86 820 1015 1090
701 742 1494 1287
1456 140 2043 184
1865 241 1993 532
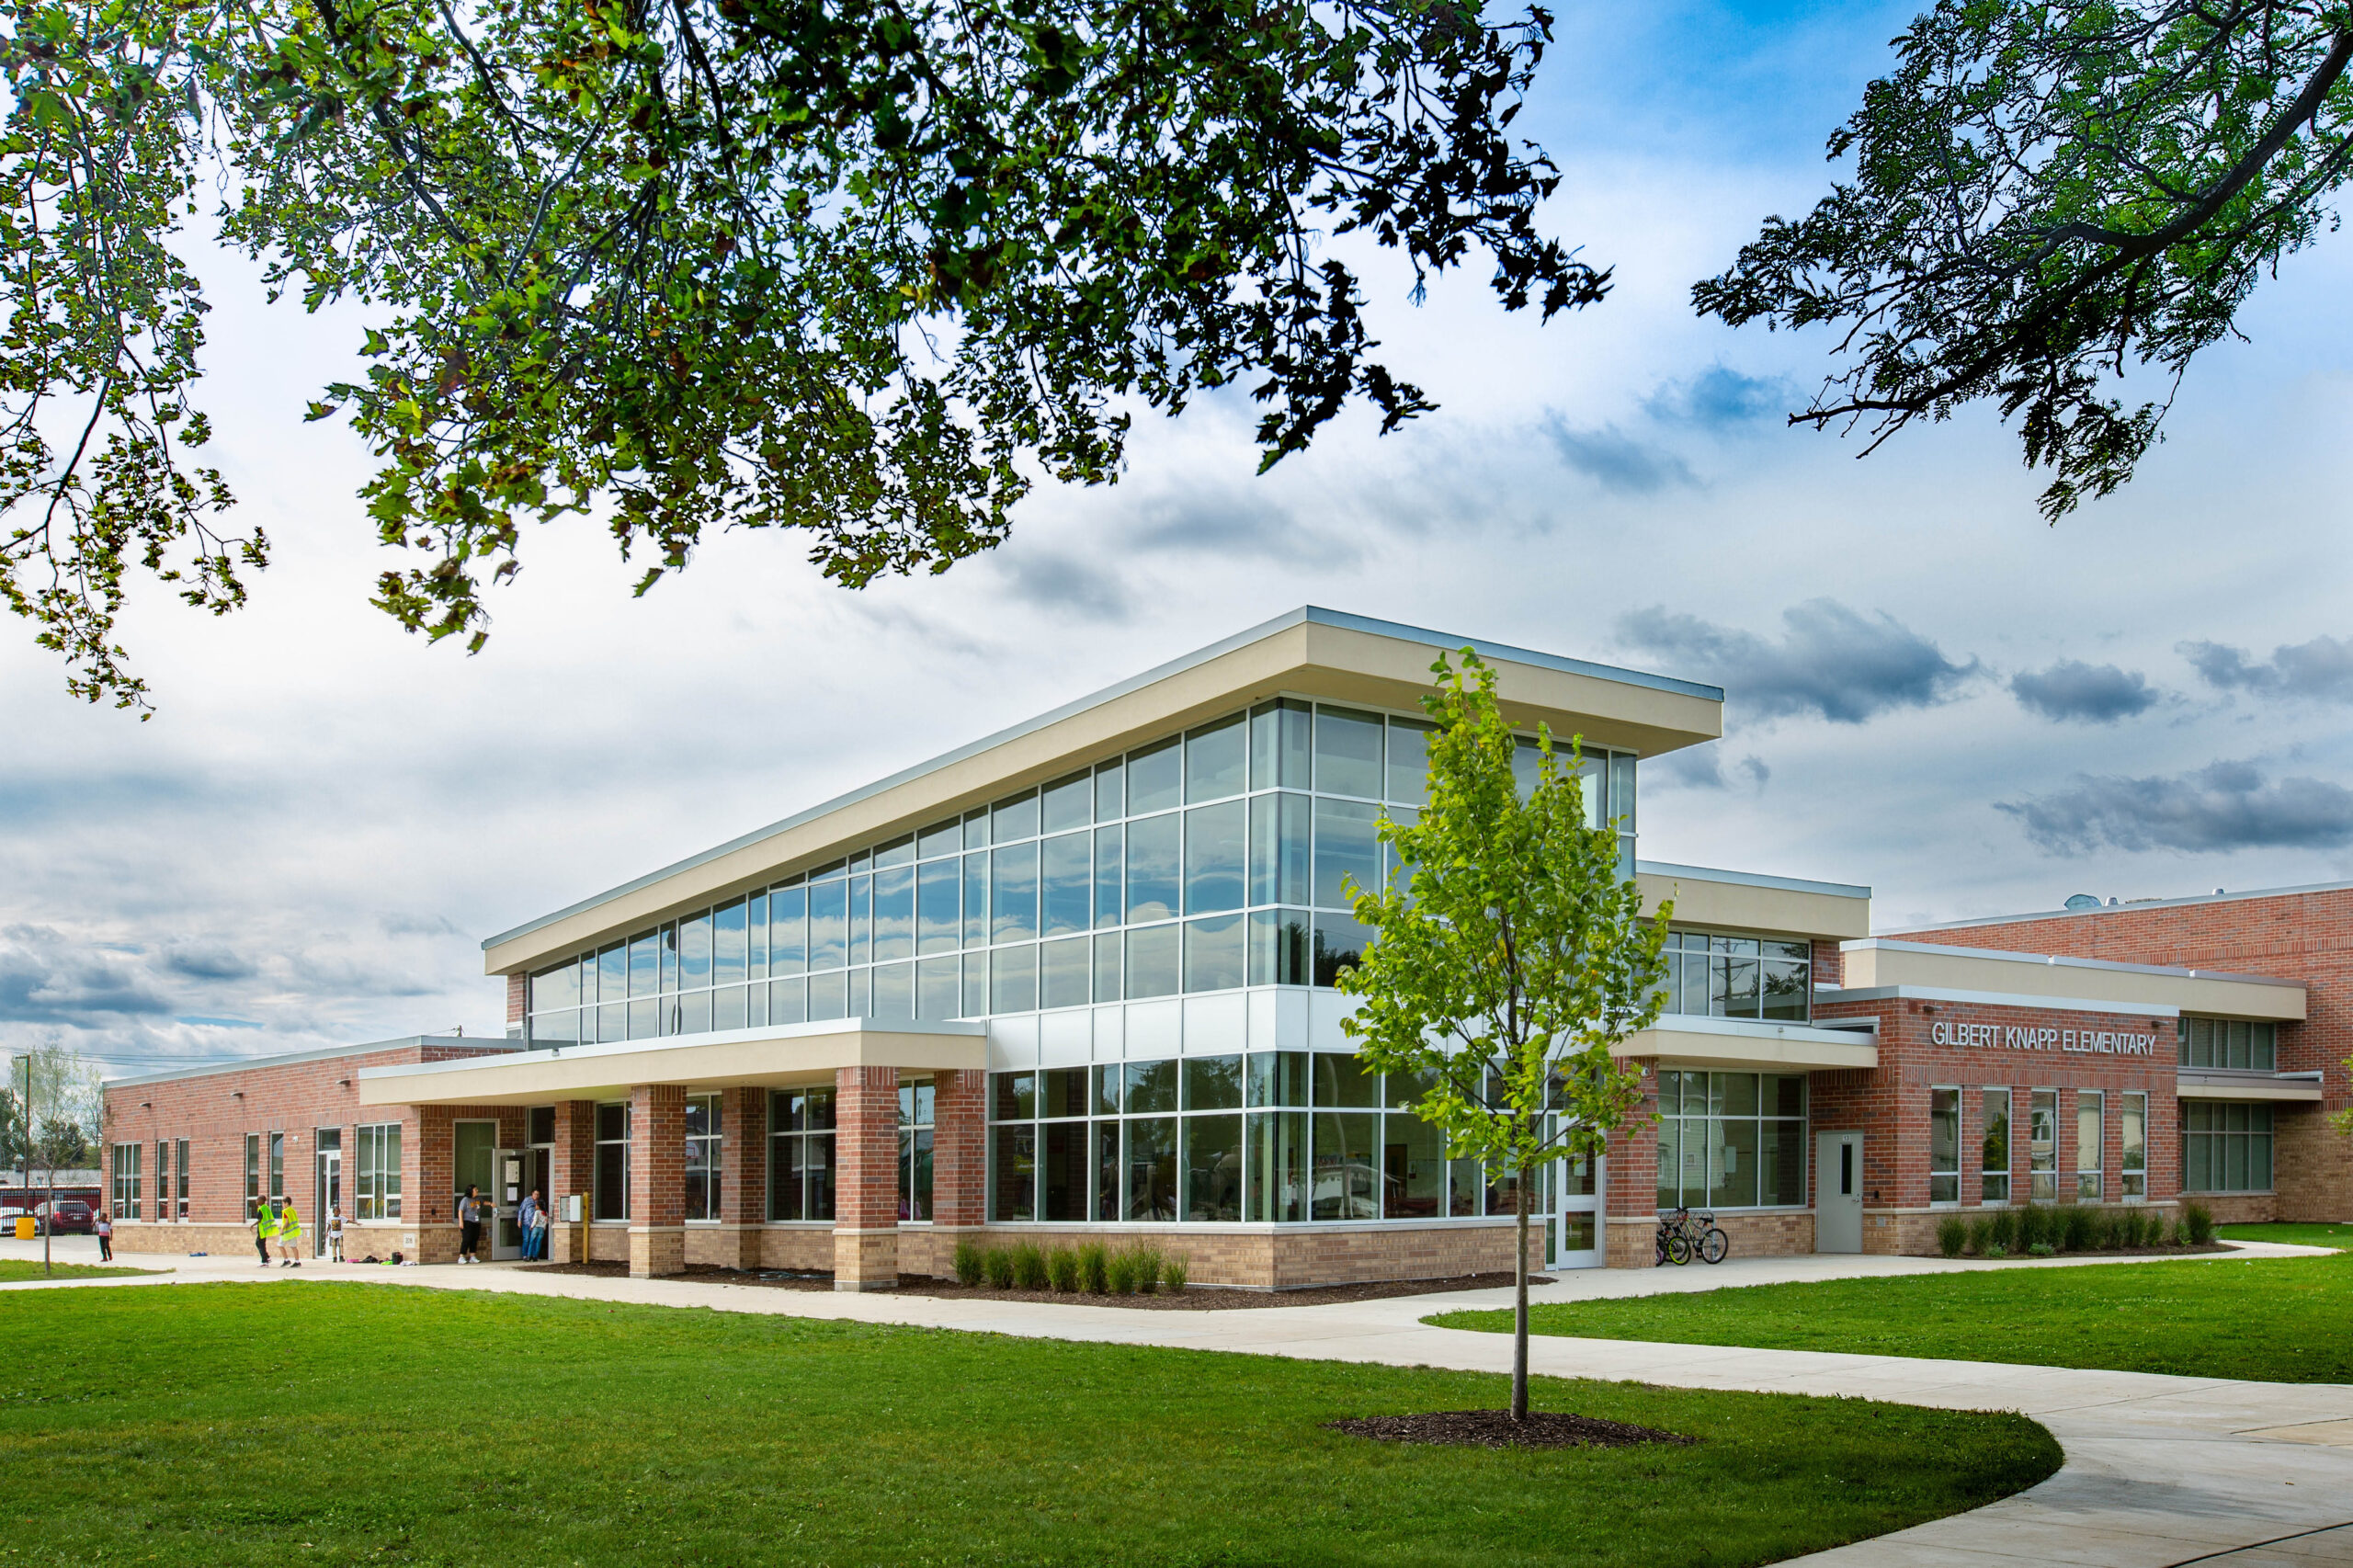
12 1215 31 1241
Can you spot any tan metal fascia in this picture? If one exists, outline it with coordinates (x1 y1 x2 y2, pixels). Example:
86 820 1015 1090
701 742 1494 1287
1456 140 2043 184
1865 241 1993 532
1612 1023 1880 1072
1637 871 1873 942
356 1023 987 1108
2175 1076 2324 1103
1840 941 2307 1022
486 621 1723 976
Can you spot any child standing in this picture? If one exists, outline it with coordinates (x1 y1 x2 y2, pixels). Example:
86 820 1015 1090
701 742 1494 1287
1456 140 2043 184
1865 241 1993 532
95 1209 113 1262
326 1205 345 1263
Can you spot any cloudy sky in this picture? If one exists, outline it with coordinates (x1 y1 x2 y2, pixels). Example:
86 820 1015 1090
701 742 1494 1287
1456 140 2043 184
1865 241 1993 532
8 0 2352 1080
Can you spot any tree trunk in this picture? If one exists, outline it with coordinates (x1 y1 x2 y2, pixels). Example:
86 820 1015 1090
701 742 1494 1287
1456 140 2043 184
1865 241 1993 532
1511 1185 1529 1422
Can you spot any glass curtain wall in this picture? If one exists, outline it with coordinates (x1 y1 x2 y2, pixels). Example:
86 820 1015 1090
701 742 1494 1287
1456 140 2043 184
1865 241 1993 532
984 1052 1552 1225
2184 1102 2274 1191
1654 1071 1808 1210
526 703 1636 1043
1656 933 1813 1022
767 1088 837 1221
2180 1017 2279 1070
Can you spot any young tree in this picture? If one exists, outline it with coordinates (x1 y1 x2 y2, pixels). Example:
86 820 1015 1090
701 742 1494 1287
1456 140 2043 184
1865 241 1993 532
10 1044 104 1274
0 0 1608 710
1338 650 1668 1423
1699 1 2353 521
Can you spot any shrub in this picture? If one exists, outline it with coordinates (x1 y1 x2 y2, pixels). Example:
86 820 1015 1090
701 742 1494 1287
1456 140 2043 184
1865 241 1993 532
1163 1253 1188 1292
983 1246 1017 1290
1937 1217 1966 1258
1105 1250 1137 1295
2169 1217 2188 1247
1077 1241 1109 1294
2097 1210 2124 1250
952 1237 986 1288
2126 1210 2151 1248
1012 1242 1050 1290
1982 1244 2007 1261
1131 1245 1164 1295
2061 1206 2097 1253
1964 1217 1990 1256
2016 1206 2049 1251
1046 1248 1081 1292
2027 1242 2055 1257
2186 1202 2215 1246
1987 1208 2018 1253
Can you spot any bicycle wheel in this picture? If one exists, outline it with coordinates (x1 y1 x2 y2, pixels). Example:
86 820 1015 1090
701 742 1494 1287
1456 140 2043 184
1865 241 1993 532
1666 1232 1693 1267
1699 1227 1730 1265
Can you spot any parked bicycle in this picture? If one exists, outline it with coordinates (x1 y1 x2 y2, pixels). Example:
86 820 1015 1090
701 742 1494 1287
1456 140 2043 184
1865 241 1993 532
1654 1207 1730 1266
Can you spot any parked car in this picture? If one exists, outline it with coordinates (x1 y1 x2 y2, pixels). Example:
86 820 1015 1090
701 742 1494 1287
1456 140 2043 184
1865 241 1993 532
47 1200 94 1235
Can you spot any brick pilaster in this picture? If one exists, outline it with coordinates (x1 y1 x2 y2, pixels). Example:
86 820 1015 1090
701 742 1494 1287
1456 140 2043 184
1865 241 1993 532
833 1066 901 1290
931 1068 986 1230
550 1100 594 1264
629 1083 687 1278
506 972 527 1029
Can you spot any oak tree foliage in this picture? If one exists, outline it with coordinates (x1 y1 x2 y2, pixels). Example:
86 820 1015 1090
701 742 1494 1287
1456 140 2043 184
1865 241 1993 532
1 0 1605 710
1698 1 2353 520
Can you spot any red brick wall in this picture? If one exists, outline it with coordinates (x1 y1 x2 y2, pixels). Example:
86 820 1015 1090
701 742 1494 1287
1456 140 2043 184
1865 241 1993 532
722 1086 767 1227
628 1084 686 1229
931 1068 986 1228
1811 938 1843 990
506 973 527 1029
100 1042 517 1239
1884 891 2352 1219
834 1067 901 1232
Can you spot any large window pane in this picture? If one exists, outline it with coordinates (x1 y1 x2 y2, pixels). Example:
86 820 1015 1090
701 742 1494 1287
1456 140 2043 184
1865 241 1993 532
808 968 847 1021
1249 792 1311 908
771 886 808 974
679 911 713 990
769 977 807 1024
1040 832 1091 938
712 900 747 987
1092 932 1121 1002
1311 1052 1380 1107
1312 1112 1380 1219
1128 737 1181 815
916 957 961 1019
1383 1105 1448 1217
1314 707 1383 798
1094 825 1124 930
991 944 1038 1013
990 1125 1036 1221
1124 812 1180 923
1095 759 1124 822
1760 1119 1806 1206
918 818 961 860
1245 1051 1310 1108
1980 1088 2011 1204
1184 1115 1243 1220
871 961 914 1021
1247 908 1311 985
1041 771 1092 834
1124 1059 1180 1115
992 788 1040 844
1041 1122 1088 1221
1183 1054 1244 1110
1040 936 1090 1009
1385 719 1432 804
1184 800 1246 914
1313 798 1381 908
1186 713 1246 802
1184 914 1246 992
1245 1110 1307 1221
1711 1117 1759 1208
1124 1118 1178 1221
917 860 960 955
1312 913 1372 985
1929 1087 1960 1205
961 854 988 948
808 881 847 971
991 841 1039 943
872 866 915 964
1125 924 1181 998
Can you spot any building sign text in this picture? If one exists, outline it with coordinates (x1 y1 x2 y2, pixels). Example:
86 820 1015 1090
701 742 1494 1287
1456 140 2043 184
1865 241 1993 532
1930 1021 2157 1056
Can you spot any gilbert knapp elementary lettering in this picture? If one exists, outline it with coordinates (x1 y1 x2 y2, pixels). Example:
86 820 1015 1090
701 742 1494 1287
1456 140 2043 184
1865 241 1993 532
100 609 2349 1282
1931 1022 2163 1058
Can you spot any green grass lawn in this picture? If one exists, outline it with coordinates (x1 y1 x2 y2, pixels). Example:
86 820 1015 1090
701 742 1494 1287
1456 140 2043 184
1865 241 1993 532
0 1283 2056 1568
1431 1252 2353 1382
0 1258 152 1282
2218 1221 2353 1251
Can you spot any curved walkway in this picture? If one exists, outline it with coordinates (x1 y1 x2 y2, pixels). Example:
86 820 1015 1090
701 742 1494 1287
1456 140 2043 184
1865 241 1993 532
10 1238 2351 1565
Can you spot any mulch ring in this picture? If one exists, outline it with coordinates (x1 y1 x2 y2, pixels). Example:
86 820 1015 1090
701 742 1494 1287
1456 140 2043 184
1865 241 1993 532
518 1263 1544 1310
1325 1409 1694 1450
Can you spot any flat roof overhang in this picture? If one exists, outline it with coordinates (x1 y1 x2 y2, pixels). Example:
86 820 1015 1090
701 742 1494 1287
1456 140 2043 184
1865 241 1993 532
1614 1016 1880 1073
483 608 1724 977
357 1019 986 1108
1636 861 1872 942
1840 939 2305 1022
2177 1072 2325 1104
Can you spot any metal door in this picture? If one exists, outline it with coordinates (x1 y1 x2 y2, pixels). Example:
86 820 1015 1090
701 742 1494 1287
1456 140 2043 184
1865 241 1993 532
1815 1131 1863 1253
1549 1149 1603 1269
491 1149 526 1260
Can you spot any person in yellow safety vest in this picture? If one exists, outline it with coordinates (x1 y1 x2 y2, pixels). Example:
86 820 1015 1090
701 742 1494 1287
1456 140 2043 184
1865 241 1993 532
253 1199 277 1267
277 1199 302 1268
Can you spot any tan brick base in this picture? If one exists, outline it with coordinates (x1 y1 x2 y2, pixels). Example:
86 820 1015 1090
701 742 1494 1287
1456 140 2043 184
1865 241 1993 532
834 1228 898 1290
683 1224 761 1269
629 1225 685 1278
2182 1193 2275 1225
931 1222 1541 1289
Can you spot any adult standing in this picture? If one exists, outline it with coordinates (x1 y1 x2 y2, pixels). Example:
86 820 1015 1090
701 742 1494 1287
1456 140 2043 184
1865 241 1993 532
253 1199 276 1267
518 1188 545 1262
278 1199 302 1267
456 1184 484 1264
94 1208 113 1263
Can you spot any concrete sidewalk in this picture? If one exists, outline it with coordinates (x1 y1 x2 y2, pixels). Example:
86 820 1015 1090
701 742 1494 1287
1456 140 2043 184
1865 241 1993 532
9 1236 2351 1565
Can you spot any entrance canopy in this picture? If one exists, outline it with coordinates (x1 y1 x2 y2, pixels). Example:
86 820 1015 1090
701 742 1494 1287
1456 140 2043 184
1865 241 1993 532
356 1018 986 1108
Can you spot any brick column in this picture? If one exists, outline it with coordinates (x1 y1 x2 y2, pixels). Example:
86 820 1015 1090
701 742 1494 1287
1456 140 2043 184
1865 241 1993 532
718 1085 767 1269
833 1066 900 1290
1603 1063 1659 1268
550 1100 594 1264
629 1084 687 1278
931 1069 987 1231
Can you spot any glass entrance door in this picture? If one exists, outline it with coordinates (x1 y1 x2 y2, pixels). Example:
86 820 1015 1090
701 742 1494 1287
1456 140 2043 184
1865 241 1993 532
1550 1149 1602 1269
314 1148 342 1257
492 1148 526 1260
